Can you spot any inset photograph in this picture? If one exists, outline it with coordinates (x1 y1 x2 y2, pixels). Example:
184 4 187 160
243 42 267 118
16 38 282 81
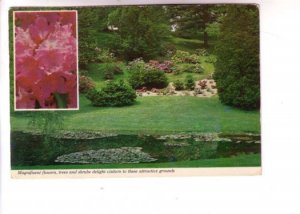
14 11 78 110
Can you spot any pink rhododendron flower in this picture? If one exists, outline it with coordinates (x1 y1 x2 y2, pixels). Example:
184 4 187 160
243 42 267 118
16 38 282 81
14 11 78 109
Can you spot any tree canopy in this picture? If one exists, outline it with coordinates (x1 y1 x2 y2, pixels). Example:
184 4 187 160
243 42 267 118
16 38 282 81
214 5 260 110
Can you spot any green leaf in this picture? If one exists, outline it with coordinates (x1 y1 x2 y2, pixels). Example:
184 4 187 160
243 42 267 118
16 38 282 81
53 93 68 108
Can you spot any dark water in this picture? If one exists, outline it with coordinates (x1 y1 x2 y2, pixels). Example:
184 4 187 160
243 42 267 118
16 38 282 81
11 131 260 166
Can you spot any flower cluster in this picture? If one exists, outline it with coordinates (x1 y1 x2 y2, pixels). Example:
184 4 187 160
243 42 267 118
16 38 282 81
148 60 173 73
15 11 78 109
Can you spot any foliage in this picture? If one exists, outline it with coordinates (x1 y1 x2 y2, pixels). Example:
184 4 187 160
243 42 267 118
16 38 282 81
214 5 260 110
79 76 96 93
185 74 195 90
173 80 185 90
172 63 204 74
196 48 208 56
128 59 169 89
86 80 136 107
205 22 220 39
167 5 218 46
95 48 116 63
104 68 114 80
28 111 64 144
78 8 100 68
171 50 200 64
101 63 123 80
161 43 177 57
108 6 170 61
204 55 217 63
14 11 77 109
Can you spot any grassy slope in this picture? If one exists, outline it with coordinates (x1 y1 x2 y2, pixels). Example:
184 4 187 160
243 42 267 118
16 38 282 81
12 154 261 170
11 96 260 134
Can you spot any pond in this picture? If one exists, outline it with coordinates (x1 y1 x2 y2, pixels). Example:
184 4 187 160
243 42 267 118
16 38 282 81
11 131 260 167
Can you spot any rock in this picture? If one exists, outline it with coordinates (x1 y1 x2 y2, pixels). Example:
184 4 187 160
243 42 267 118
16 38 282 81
55 147 157 164
53 131 117 140
156 134 192 140
163 142 189 147
156 133 232 142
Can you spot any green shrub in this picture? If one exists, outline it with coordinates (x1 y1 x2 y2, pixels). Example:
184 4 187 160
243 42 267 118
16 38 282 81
196 48 208 56
185 75 195 90
204 55 217 63
173 80 185 90
172 63 204 74
79 76 96 94
95 48 116 63
171 50 200 64
86 80 136 107
161 43 177 57
128 59 168 89
104 69 114 80
214 6 260 110
111 65 123 75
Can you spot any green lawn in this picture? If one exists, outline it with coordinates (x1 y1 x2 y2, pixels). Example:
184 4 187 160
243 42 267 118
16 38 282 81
11 96 260 134
11 154 260 170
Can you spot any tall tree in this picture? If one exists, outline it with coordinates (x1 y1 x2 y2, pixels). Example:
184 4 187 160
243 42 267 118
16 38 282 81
108 6 170 61
214 5 260 110
77 8 101 68
168 5 217 47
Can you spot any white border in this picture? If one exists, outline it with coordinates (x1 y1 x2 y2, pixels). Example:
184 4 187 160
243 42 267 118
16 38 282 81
13 10 79 111
2 1 300 214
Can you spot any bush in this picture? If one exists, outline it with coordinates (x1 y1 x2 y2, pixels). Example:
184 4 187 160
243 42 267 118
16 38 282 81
196 48 208 56
214 6 260 110
204 55 217 63
95 48 116 63
171 50 200 64
104 69 114 80
79 76 96 94
161 43 177 57
185 75 195 90
148 60 173 73
172 63 204 74
173 80 185 90
86 80 136 107
128 59 168 89
111 65 123 75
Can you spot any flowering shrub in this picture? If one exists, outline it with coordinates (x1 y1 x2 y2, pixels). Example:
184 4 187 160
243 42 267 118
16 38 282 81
79 76 95 93
171 50 200 64
148 60 173 73
173 80 185 90
14 11 78 109
128 58 168 89
95 48 116 63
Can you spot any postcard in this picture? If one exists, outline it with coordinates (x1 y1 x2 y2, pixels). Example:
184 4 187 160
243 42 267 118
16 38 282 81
9 4 261 178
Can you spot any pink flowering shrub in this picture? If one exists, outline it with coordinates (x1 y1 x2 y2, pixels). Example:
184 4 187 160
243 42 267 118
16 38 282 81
14 11 78 109
147 60 173 73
